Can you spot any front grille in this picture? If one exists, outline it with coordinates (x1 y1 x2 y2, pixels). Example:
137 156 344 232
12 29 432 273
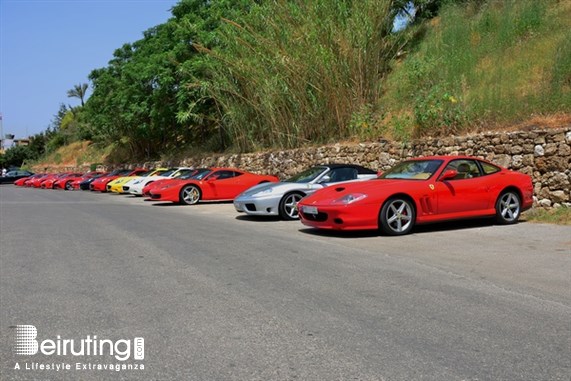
245 203 257 212
150 194 160 200
301 211 328 222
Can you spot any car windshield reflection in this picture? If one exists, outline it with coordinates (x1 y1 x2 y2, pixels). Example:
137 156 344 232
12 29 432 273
285 167 326 183
379 160 443 180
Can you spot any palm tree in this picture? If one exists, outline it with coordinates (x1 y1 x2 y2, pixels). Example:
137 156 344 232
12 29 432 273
67 83 89 107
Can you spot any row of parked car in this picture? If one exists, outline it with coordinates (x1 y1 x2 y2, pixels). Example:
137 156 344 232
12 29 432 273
10 155 534 235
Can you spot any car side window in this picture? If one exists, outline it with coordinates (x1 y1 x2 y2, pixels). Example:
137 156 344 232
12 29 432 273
443 159 481 180
480 162 500 175
214 171 235 180
327 168 358 183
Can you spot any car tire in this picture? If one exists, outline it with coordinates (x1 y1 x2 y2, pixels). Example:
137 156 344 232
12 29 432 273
379 197 416 236
65 181 73 191
179 185 201 205
495 190 521 224
279 192 304 220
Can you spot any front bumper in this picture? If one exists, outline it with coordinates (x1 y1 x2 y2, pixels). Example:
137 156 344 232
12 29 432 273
298 203 379 230
233 195 280 216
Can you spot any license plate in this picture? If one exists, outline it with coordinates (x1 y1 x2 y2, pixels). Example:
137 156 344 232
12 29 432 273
302 206 318 215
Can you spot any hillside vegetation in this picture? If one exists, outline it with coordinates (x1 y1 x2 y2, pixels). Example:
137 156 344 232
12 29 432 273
4 0 570 170
379 0 571 140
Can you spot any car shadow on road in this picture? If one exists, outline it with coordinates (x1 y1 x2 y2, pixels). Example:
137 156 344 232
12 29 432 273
150 201 234 207
235 215 282 223
298 218 521 239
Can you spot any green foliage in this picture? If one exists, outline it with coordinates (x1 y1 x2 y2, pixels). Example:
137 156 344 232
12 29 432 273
206 0 404 150
524 207 571 225
2 145 37 167
84 0 253 158
413 84 466 135
31 0 568 164
67 83 89 107
381 0 570 137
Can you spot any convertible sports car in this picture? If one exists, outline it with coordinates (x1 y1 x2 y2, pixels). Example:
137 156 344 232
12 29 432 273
234 164 378 220
298 156 534 235
149 168 279 205
125 167 195 196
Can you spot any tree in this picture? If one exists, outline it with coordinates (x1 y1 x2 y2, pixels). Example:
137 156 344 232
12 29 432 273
67 83 89 107
2 145 36 168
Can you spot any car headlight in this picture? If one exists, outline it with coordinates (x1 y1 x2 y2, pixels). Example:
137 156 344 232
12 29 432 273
331 193 367 205
253 188 273 196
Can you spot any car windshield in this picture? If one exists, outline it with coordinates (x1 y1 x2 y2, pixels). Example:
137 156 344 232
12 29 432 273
379 160 443 180
285 167 326 183
159 169 177 177
189 169 212 180
172 169 194 178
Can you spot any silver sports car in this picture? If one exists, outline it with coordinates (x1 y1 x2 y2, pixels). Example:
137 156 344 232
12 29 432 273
233 164 378 220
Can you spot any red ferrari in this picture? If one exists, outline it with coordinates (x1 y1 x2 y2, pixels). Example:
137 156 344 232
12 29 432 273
39 173 69 189
90 169 146 192
15 174 44 187
141 169 208 197
53 173 85 190
298 156 534 235
149 168 279 205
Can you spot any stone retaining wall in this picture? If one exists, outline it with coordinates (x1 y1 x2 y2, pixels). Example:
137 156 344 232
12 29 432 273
86 127 571 206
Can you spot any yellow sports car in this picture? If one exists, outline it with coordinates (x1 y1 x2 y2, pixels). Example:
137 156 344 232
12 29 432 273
106 168 169 193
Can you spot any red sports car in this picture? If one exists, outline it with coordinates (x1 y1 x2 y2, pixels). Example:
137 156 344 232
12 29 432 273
149 168 279 205
90 169 146 192
298 156 534 235
29 173 55 188
39 173 69 189
53 173 86 190
142 169 210 197
15 174 43 186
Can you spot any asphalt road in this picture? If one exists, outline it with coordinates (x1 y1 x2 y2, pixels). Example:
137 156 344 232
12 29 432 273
1 185 570 380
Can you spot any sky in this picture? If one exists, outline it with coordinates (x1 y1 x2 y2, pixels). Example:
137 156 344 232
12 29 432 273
0 0 180 141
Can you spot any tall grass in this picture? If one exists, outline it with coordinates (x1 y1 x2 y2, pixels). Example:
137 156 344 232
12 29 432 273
206 0 403 151
381 0 571 138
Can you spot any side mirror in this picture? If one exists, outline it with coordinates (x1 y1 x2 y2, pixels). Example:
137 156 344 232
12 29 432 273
440 169 457 181
206 175 218 182
318 175 331 184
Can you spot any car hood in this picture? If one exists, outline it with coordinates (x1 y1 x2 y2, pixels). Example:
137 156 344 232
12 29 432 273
238 182 312 197
135 175 168 185
157 179 189 189
300 179 419 204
